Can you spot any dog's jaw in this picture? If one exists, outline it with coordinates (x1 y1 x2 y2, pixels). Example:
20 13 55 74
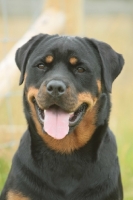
26 86 98 153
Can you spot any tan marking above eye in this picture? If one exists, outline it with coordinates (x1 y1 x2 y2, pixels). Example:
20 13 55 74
45 55 54 63
69 57 78 65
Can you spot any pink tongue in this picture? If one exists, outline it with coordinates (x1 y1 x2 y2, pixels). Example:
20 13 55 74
44 107 70 140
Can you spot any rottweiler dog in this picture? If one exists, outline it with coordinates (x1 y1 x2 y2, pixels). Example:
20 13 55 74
1 34 124 200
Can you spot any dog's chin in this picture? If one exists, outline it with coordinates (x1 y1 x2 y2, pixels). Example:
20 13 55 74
33 99 88 133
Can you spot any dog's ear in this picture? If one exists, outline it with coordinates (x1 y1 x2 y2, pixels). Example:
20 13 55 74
89 39 124 93
15 34 47 85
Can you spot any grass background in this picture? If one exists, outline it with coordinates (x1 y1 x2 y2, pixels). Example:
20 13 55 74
0 14 133 199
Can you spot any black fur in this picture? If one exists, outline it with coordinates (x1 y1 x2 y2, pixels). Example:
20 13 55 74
0 34 124 200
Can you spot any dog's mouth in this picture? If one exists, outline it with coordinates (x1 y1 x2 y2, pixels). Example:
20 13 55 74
33 99 88 140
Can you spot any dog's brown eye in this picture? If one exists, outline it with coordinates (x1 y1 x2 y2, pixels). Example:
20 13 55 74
77 67 85 73
37 64 45 69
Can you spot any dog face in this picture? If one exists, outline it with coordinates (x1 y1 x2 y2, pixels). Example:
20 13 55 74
15 34 124 153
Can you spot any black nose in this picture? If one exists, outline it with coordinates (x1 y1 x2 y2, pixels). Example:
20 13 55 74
46 80 66 97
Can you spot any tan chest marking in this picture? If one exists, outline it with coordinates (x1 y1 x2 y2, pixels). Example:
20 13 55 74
7 191 30 200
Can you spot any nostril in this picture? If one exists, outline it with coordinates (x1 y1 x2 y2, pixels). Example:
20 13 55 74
58 86 65 93
47 85 53 92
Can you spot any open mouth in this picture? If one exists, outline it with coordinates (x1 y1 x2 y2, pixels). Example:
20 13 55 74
33 99 88 139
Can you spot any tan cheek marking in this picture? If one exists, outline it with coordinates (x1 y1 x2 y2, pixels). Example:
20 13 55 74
45 55 54 63
73 105 97 146
27 87 39 102
7 190 30 200
69 57 78 65
77 92 97 110
97 80 102 93
27 87 44 139
27 87 49 142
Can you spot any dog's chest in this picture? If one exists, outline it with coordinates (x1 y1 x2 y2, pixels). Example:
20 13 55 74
44 159 85 195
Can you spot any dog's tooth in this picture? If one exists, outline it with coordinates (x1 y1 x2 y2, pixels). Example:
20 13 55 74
70 112 74 115
69 112 74 119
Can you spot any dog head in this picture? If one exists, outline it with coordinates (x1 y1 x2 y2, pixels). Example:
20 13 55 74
15 34 124 153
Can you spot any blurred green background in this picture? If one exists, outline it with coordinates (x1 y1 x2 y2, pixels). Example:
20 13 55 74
0 0 133 199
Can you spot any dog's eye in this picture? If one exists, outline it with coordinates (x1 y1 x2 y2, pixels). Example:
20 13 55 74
37 64 45 69
77 67 85 73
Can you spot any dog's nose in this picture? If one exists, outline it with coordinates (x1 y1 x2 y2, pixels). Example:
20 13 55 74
46 80 66 97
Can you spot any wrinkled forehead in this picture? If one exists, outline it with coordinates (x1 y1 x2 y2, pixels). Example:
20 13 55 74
30 36 94 59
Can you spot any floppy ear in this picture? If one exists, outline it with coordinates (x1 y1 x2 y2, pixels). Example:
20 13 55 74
90 39 124 93
15 33 47 85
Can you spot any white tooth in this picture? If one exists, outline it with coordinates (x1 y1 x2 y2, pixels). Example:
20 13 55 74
69 112 74 118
